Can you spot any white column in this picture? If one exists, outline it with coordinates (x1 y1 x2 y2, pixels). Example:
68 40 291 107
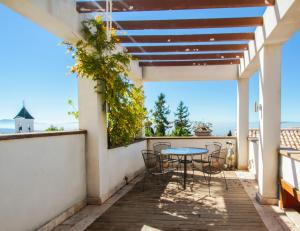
237 78 249 170
257 44 282 205
78 78 108 204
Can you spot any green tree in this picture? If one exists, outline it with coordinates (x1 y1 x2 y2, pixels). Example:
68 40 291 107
153 93 170 136
144 110 155 137
172 101 191 136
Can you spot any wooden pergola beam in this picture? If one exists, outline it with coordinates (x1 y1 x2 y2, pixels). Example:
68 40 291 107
77 0 275 13
113 17 263 30
119 33 255 43
139 59 240 66
126 44 248 53
133 52 244 60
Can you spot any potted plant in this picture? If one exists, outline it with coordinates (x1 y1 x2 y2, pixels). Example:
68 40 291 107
193 122 213 136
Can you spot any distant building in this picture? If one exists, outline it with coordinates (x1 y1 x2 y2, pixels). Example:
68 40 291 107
14 105 34 133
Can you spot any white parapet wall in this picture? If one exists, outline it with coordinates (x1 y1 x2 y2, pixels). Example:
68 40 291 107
279 150 300 190
102 140 147 201
248 138 259 179
0 131 87 231
147 137 237 167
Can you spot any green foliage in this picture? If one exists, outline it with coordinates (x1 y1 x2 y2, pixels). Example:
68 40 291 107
144 110 155 137
152 93 171 136
64 17 146 147
172 101 191 136
67 99 79 120
227 130 233 136
46 125 64 132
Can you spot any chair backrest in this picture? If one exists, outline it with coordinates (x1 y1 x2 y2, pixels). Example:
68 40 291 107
205 142 222 162
153 142 171 155
141 150 158 170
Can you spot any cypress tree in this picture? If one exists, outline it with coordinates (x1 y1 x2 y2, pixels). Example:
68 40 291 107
153 93 171 136
172 101 191 136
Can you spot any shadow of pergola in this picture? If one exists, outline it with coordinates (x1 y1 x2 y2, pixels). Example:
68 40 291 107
86 172 267 231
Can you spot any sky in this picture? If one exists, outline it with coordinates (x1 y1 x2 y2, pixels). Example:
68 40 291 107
0 3 300 126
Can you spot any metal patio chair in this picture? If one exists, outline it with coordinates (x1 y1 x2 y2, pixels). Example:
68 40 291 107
198 142 228 196
153 142 178 171
141 150 169 191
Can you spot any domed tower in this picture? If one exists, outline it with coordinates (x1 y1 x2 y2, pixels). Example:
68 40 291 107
14 103 34 133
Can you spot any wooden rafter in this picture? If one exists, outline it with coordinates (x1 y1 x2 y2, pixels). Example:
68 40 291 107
133 52 244 60
77 0 275 13
119 33 255 43
113 17 263 30
126 44 248 53
139 59 240 66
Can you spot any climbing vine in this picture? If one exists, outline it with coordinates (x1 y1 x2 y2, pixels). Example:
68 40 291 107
65 17 146 147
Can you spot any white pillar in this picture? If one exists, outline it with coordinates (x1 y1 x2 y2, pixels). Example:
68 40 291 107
257 44 282 205
78 78 108 204
237 78 249 170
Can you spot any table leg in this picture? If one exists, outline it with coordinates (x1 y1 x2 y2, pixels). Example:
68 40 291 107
183 156 187 190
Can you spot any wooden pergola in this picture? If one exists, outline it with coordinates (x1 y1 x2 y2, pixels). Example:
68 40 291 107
76 0 273 66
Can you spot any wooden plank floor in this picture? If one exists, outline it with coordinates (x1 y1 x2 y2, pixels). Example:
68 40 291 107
86 171 267 231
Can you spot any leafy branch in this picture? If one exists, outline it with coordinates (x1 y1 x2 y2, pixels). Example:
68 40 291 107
64 17 146 147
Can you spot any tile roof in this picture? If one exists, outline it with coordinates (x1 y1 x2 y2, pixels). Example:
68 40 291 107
249 128 300 150
14 106 34 120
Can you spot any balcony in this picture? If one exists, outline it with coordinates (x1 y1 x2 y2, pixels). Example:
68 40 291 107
1 0 300 230
0 133 299 230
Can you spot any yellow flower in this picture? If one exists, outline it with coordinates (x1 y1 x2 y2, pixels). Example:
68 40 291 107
95 15 103 23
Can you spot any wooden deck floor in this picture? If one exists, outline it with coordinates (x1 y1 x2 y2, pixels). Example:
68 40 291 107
86 171 267 231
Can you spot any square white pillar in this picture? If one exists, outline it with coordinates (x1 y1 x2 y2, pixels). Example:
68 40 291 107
237 78 249 170
78 78 108 204
257 44 282 205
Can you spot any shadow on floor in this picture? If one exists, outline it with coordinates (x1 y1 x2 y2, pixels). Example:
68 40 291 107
86 171 268 231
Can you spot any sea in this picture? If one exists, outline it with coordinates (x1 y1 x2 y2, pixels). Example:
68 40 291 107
1 119 300 136
0 119 78 134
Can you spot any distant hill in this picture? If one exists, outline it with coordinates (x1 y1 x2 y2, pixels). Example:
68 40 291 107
0 119 78 134
0 119 14 124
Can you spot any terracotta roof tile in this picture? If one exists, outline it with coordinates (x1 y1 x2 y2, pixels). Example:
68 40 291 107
249 128 300 150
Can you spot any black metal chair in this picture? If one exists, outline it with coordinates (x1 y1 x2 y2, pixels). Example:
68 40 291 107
141 150 169 191
198 143 228 196
153 142 178 171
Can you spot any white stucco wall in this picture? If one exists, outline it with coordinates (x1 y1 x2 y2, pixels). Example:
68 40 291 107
147 137 237 167
280 152 300 190
0 132 86 231
102 140 146 201
143 65 238 82
15 118 34 133
248 138 259 179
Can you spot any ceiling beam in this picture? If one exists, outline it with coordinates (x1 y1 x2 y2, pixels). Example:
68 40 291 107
119 33 255 43
126 44 248 53
113 17 263 30
139 59 240 66
77 0 275 13
133 52 244 60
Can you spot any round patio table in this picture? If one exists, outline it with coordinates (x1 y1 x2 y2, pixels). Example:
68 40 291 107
160 147 208 190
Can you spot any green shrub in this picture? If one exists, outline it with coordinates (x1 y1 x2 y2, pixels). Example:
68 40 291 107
64 17 146 147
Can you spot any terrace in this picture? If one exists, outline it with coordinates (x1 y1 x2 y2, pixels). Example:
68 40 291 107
0 0 300 230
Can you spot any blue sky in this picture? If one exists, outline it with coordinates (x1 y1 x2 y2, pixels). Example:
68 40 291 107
0 4 300 125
